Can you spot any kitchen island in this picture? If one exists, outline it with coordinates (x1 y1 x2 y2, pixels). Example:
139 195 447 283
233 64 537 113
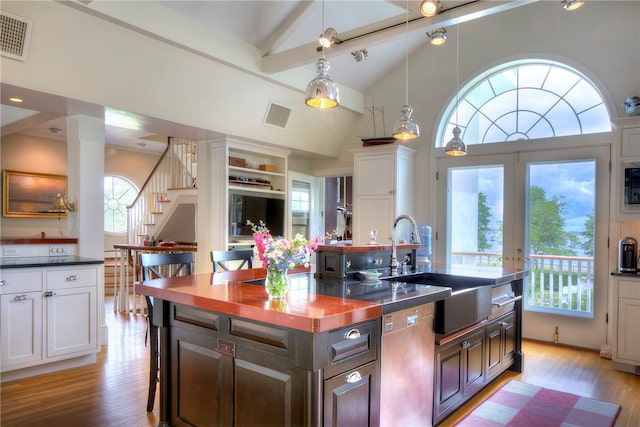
136 269 451 426
137 258 525 426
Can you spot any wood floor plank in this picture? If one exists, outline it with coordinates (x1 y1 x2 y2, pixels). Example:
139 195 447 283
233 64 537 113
1 298 639 426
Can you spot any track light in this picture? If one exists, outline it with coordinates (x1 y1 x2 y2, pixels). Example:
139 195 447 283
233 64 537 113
319 27 339 48
420 0 438 17
427 28 447 45
562 0 584 11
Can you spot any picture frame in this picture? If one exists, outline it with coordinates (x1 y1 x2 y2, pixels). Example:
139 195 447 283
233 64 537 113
2 170 68 218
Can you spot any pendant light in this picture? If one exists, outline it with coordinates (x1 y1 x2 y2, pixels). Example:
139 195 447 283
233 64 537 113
392 0 419 140
305 0 339 109
445 25 466 156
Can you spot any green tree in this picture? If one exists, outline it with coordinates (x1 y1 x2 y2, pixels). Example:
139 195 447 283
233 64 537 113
579 210 595 257
528 185 578 255
477 192 492 252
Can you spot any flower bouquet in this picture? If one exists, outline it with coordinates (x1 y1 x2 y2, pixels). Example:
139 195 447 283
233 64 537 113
247 220 322 299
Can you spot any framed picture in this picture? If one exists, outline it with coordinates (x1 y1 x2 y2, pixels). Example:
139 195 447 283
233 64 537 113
2 170 68 218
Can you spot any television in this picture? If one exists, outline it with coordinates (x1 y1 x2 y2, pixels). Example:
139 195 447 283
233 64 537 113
229 193 285 238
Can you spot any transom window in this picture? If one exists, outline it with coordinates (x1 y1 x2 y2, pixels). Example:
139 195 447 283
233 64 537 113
104 175 138 235
437 60 611 148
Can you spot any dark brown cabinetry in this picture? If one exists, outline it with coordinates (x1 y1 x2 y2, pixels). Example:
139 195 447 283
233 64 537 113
164 301 380 426
433 311 517 425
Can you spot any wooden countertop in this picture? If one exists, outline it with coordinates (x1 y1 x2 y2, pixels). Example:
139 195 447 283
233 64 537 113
136 270 382 333
316 243 420 253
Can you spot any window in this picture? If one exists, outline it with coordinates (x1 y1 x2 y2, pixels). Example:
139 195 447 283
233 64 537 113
104 175 138 234
437 60 611 148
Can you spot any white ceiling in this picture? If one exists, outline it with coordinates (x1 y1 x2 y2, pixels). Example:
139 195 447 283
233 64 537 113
1 0 538 154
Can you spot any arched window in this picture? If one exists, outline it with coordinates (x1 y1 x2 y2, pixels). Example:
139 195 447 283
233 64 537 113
104 175 138 235
437 60 611 148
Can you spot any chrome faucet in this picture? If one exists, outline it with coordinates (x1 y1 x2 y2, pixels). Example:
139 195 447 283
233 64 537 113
390 214 421 275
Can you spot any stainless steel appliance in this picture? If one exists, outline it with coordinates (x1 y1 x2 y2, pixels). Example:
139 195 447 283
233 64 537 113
619 237 638 273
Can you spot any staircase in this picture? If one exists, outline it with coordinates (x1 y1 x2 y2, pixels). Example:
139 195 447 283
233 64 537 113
127 137 198 245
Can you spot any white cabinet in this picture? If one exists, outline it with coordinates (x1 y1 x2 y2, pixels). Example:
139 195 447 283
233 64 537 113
615 278 640 364
351 145 416 244
0 265 98 375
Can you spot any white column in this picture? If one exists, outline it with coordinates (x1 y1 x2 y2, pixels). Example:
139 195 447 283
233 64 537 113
66 114 107 344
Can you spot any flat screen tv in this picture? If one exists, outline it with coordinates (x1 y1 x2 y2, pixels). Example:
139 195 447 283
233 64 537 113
229 193 285 238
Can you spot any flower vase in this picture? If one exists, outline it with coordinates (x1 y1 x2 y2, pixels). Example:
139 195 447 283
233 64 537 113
265 268 289 299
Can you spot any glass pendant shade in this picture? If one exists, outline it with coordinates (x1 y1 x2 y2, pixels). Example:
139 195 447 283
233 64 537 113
392 105 420 140
445 126 467 156
305 58 339 109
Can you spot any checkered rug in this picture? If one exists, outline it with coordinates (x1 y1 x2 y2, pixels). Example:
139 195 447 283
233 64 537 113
455 380 621 427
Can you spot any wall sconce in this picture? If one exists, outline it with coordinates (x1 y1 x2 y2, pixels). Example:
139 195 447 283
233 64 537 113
51 193 75 214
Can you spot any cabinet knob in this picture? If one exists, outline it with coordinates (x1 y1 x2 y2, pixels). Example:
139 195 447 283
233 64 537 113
344 328 361 340
345 371 362 383
13 294 29 301
65 274 79 281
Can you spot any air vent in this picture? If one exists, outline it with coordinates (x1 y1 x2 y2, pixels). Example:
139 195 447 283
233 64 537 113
0 11 31 62
263 102 291 129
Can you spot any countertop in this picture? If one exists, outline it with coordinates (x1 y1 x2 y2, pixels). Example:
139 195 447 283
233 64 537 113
136 269 453 332
0 256 104 269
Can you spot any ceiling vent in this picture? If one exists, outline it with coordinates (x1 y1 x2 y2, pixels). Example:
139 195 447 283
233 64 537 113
263 102 291 129
1 11 31 62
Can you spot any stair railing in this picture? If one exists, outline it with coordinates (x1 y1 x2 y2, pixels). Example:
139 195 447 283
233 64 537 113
127 137 198 244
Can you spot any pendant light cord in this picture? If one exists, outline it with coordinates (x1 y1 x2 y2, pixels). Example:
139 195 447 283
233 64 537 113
404 0 409 104
322 0 326 60
455 24 459 126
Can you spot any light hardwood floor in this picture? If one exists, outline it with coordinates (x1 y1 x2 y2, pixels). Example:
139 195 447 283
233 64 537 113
1 298 639 426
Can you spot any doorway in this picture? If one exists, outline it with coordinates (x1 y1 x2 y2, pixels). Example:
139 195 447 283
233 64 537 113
436 145 610 348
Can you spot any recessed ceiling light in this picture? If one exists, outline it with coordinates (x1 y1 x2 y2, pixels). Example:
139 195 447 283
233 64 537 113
9 97 23 103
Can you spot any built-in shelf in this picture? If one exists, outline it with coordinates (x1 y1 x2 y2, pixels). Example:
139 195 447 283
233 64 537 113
229 165 284 177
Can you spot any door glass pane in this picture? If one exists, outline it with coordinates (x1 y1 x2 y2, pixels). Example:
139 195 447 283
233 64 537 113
291 180 310 237
448 166 504 267
525 160 595 318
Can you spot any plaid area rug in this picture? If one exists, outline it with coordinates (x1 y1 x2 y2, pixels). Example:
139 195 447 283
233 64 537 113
455 380 621 427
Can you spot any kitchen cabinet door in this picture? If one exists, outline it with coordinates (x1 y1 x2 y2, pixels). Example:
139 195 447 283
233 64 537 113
0 291 43 369
46 286 97 358
324 361 379 427
485 312 516 380
618 297 640 362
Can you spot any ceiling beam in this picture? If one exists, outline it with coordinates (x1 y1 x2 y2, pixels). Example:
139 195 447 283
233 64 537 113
261 0 540 74
259 0 317 55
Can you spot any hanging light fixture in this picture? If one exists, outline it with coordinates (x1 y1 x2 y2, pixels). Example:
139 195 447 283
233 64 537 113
427 28 447 46
445 25 467 156
393 0 419 140
562 0 584 11
305 0 339 109
420 0 438 17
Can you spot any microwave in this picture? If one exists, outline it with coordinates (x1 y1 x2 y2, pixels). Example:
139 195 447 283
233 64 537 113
624 167 640 205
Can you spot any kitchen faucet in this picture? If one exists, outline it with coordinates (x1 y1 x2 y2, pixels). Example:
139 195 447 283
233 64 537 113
390 214 421 275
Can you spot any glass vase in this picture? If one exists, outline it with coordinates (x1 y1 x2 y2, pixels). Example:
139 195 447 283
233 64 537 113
265 268 289 299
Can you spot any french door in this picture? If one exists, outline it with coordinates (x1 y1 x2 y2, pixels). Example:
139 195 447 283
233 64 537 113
436 145 610 348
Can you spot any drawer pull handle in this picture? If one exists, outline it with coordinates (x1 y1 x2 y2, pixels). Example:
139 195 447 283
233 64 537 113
14 294 29 301
66 275 79 281
0 280 8 286
345 371 362 383
492 295 522 307
344 329 361 340
44 291 56 297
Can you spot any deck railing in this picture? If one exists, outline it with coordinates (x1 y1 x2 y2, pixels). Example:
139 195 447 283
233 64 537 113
451 251 594 316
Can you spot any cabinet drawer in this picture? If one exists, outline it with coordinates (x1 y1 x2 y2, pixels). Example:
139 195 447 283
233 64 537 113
619 280 640 300
47 267 97 289
324 319 379 379
0 270 43 294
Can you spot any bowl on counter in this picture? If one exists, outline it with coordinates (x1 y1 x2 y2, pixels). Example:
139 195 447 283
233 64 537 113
358 270 383 281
